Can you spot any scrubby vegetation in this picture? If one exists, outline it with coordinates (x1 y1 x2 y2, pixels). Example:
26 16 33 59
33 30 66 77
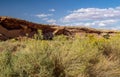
0 33 120 77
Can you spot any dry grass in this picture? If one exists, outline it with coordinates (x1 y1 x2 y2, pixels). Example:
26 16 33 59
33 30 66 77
0 33 120 77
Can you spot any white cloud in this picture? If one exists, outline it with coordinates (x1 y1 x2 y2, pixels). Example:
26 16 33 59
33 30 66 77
47 19 56 25
36 14 52 18
34 7 120 30
35 13 57 24
60 7 120 30
49 9 55 12
110 27 120 30
47 19 56 23
62 7 120 22
95 20 118 27
63 19 119 27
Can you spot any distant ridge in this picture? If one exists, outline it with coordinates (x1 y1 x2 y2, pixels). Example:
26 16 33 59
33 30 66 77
0 16 118 40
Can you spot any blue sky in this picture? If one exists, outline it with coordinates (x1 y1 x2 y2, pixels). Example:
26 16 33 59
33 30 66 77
1 0 120 30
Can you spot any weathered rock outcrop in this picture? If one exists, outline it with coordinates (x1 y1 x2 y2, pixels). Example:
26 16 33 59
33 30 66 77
0 16 118 40
0 16 72 40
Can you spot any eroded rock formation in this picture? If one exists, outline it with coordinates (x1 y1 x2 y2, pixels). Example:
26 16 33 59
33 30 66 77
0 16 118 40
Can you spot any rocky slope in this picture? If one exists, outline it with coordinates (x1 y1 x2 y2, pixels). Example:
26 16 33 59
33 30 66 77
0 16 118 40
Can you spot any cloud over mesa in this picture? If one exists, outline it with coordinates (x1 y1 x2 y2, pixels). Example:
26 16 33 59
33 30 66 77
61 7 120 29
35 14 52 18
63 7 120 22
35 6 120 30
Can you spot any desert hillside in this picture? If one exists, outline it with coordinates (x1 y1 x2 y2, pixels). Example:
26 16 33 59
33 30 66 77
0 17 120 77
0 16 118 40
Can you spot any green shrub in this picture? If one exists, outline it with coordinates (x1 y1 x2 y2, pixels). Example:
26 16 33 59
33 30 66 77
34 29 43 40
